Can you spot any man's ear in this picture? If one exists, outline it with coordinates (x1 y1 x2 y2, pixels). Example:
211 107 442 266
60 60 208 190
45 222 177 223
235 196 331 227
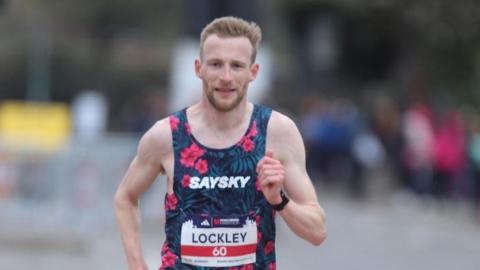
194 58 202 78
249 63 259 82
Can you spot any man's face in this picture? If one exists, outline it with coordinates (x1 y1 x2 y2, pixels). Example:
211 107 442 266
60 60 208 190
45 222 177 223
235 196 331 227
195 34 259 112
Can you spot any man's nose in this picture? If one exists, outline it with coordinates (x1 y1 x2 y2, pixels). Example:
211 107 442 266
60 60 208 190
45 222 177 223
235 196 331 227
219 66 232 81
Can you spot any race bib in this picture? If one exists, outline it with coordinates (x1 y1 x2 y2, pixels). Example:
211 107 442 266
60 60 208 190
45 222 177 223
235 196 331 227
180 215 257 267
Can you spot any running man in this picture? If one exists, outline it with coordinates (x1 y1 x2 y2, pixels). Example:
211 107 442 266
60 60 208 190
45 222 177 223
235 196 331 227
114 16 327 270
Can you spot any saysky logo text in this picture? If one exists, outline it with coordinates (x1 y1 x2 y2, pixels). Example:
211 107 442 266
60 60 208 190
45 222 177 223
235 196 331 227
189 176 251 189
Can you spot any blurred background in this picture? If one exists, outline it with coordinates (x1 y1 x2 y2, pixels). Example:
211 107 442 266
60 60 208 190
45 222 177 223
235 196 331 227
1 0 480 269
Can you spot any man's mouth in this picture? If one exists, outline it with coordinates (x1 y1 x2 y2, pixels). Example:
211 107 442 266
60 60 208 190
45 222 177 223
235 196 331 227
215 88 235 92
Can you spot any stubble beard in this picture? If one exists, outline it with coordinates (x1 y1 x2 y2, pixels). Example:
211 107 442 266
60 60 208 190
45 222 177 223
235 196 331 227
205 84 246 112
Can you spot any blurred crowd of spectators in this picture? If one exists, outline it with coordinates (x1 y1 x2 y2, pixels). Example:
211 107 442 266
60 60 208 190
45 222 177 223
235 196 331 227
299 93 480 221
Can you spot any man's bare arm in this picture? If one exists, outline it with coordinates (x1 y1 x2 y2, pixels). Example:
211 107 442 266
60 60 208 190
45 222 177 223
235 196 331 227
261 112 327 246
114 119 172 270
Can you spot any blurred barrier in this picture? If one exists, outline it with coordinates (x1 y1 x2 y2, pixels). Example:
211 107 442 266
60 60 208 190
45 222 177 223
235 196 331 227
0 134 166 235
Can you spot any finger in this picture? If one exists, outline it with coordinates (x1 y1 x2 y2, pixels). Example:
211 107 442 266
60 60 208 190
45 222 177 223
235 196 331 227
257 166 285 177
261 168 284 178
262 163 284 170
257 158 275 174
259 170 284 184
260 176 283 190
259 162 284 172
258 158 281 172
258 170 276 182
256 159 264 173
257 156 272 167
265 149 274 158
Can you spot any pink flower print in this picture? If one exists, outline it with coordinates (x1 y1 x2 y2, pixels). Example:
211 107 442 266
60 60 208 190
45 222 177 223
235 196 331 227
180 143 205 167
268 262 276 270
241 138 255 152
165 193 178 211
255 215 261 226
185 123 191 135
181 174 191 188
247 121 257 138
161 241 169 254
160 250 177 269
195 159 209 174
264 240 275 255
257 231 263 242
228 267 239 270
169 116 179 131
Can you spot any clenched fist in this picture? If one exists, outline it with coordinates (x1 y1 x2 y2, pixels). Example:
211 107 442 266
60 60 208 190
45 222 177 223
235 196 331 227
256 149 285 205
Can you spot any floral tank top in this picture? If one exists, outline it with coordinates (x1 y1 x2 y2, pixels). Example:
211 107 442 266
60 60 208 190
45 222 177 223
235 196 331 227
160 104 276 270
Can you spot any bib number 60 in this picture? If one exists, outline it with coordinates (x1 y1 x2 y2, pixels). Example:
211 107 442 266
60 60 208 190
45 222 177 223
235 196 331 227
212 246 227 256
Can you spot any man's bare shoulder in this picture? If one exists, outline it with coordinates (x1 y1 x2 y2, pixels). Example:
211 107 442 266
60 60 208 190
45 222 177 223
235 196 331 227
138 117 173 162
268 110 299 138
266 110 305 162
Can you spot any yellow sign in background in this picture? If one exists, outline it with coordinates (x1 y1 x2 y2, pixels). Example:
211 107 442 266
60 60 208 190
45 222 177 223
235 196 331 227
0 101 71 152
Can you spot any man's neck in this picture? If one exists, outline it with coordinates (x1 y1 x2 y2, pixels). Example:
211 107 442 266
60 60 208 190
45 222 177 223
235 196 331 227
185 100 253 149
191 100 253 131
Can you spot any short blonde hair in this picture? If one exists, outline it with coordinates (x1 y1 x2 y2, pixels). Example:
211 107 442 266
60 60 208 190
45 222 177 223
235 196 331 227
200 16 262 64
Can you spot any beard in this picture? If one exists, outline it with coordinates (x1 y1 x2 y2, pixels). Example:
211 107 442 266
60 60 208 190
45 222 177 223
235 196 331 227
204 83 246 112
